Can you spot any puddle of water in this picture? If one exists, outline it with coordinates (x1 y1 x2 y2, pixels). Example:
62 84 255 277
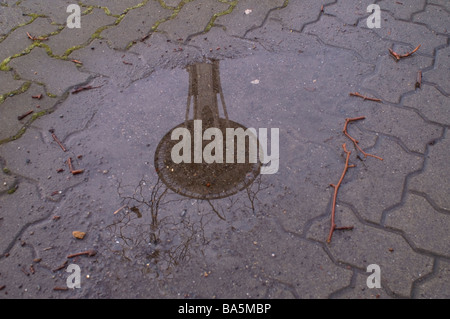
97 49 372 284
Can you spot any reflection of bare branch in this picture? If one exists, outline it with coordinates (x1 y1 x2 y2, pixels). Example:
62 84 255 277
206 200 226 220
107 177 210 272
107 174 269 276
245 176 267 214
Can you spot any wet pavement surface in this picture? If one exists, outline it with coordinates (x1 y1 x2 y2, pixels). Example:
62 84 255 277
0 0 449 299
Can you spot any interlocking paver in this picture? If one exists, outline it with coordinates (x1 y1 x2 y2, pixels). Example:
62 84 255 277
385 193 450 258
46 8 116 57
403 84 450 126
364 11 446 56
413 4 450 35
0 17 59 64
0 181 54 254
303 14 388 64
101 1 172 50
414 259 450 298
362 54 433 104
409 133 450 210
156 0 230 41
214 0 285 37
9 47 91 96
325 0 376 26
336 137 423 224
307 205 433 297
377 0 426 21
424 45 450 95
269 0 334 32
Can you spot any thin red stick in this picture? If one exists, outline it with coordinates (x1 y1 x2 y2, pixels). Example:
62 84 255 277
327 143 354 243
349 92 382 102
343 117 384 161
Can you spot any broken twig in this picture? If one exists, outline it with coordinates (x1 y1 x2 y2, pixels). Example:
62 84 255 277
113 205 127 215
349 92 382 102
67 250 97 259
67 157 84 175
327 143 354 243
49 130 67 152
17 110 34 121
343 117 384 161
389 44 421 61
26 32 48 41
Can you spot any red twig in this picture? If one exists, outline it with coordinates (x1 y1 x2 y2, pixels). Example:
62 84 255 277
327 143 354 243
26 32 48 41
349 92 382 102
67 157 84 175
49 130 67 152
343 117 384 161
389 44 421 61
17 110 34 121
67 250 97 259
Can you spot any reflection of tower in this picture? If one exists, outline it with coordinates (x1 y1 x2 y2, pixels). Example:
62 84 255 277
154 60 261 200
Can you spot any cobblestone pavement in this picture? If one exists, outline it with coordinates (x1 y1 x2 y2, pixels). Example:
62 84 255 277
0 0 449 299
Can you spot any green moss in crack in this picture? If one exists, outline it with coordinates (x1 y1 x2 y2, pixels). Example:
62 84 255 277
0 81 32 105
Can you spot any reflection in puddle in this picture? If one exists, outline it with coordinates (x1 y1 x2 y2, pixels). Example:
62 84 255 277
107 60 268 278
155 59 261 200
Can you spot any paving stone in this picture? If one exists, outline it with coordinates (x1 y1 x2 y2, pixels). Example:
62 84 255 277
424 45 450 95
360 102 443 153
0 83 55 142
302 14 390 64
0 123 91 199
0 71 26 97
187 27 265 59
45 8 116 57
0 181 54 254
0 5 29 36
214 0 285 37
71 39 148 87
362 54 433 104
269 0 334 31
157 0 230 41
17 0 78 25
0 17 59 64
245 17 323 54
377 0 426 21
325 0 376 26
338 137 423 224
101 1 172 50
9 47 91 96
385 193 450 258
332 272 393 299
428 0 450 11
414 259 450 298
403 84 450 126
228 221 353 298
409 133 450 210
360 11 446 57
307 205 434 297
413 4 450 35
